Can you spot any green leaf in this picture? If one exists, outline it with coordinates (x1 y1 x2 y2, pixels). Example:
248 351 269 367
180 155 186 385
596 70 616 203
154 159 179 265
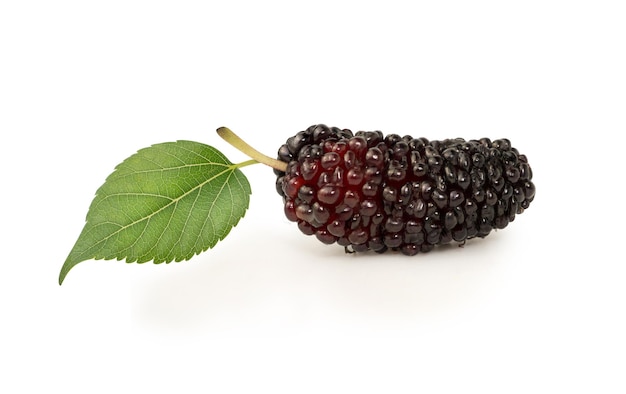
59 140 252 284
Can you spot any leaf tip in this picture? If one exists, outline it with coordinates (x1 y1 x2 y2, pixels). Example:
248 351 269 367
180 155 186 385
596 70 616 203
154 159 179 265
58 262 70 285
58 255 83 286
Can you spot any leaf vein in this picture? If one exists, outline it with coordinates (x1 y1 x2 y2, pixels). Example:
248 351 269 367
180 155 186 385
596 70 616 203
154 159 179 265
85 165 236 256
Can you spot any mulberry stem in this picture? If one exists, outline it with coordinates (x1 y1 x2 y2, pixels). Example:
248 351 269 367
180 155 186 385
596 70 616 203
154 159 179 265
217 127 288 172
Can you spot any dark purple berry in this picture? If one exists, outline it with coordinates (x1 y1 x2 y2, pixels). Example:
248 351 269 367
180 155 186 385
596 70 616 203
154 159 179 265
275 125 535 254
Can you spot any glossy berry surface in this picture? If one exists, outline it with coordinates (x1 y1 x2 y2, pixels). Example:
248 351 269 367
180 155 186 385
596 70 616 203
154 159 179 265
274 125 535 255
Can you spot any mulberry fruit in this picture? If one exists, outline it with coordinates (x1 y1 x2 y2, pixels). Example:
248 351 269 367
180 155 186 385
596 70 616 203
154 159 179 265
274 124 535 255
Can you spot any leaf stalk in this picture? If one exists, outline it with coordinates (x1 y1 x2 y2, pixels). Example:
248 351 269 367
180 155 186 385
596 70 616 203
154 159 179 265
217 127 288 172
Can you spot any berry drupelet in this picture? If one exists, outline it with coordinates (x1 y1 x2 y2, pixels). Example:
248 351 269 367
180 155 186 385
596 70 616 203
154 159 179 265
274 124 535 255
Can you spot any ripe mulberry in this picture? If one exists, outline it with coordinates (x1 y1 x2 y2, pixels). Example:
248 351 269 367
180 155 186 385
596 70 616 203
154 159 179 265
274 125 535 255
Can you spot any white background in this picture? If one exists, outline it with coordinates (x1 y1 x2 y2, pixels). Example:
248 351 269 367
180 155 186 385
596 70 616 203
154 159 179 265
2 1 625 393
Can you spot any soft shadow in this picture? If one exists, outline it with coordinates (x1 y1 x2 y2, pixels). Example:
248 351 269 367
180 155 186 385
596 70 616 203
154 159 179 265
131 228 507 336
